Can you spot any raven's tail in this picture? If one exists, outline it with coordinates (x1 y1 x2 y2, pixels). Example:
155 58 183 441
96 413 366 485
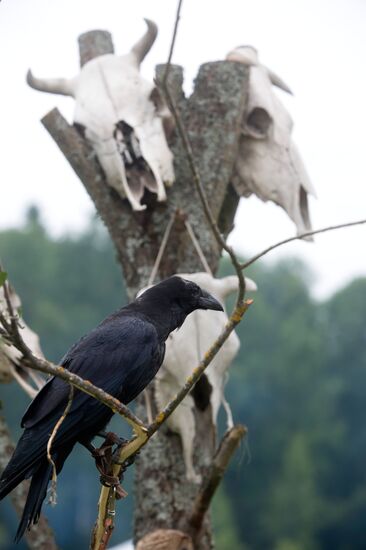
14 459 52 543
1 423 76 542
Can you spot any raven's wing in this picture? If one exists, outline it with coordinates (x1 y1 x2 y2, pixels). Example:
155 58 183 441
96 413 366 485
21 315 162 430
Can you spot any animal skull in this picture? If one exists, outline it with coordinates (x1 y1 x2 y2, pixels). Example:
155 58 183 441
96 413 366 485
226 46 316 238
154 272 257 483
27 19 175 211
0 285 45 396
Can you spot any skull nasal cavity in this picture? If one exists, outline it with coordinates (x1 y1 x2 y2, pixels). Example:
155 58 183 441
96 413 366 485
191 374 212 411
246 107 272 137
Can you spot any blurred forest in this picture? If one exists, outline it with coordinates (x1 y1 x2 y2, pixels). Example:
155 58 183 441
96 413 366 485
1 207 365 550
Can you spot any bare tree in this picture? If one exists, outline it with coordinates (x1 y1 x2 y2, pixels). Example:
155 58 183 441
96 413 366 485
40 31 251 550
0 17 252 547
1 5 366 550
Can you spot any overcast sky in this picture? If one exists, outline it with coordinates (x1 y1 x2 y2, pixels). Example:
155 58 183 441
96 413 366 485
0 0 365 298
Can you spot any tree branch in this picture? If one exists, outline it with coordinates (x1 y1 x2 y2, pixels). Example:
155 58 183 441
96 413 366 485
240 219 366 270
0 274 145 432
91 298 253 549
147 301 253 436
188 425 247 539
157 0 246 307
6 4 364 544
94 2 251 545
3 7 250 548
47 385 75 505
157 82 247 307
162 0 184 87
1 266 253 548
0 270 46 397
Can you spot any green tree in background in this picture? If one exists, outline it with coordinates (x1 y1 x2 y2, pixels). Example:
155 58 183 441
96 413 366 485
316 278 366 548
1 208 366 549
0 207 126 361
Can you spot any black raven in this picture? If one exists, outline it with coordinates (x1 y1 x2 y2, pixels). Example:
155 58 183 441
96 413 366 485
0 276 223 541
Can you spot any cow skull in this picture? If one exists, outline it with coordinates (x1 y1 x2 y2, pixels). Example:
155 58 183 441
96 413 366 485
154 272 257 483
227 46 316 238
27 19 175 211
0 285 45 397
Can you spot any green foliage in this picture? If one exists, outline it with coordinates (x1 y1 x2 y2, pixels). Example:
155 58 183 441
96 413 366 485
212 485 245 549
0 208 126 362
1 209 366 549
0 271 7 287
218 258 365 549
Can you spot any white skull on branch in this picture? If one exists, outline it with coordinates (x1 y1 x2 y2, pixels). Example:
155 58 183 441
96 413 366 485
0 285 45 397
227 46 317 238
26 19 175 211
154 272 257 483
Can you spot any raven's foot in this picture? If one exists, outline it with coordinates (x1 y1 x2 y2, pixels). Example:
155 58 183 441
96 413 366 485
97 430 128 447
99 472 128 500
88 428 147 498
112 428 147 474
91 436 129 500
112 439 139 468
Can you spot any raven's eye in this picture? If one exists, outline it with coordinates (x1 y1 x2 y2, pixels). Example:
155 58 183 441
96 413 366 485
190 284 201 297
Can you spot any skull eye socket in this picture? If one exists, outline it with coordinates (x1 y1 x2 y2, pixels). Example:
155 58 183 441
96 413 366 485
149 87 175 140
245 107 272 138
149 87 165 112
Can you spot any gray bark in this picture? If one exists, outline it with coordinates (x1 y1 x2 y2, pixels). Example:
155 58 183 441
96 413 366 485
41 31 249 548
78 30 114 67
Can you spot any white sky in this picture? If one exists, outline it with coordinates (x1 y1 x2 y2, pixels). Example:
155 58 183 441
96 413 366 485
0 0 365 298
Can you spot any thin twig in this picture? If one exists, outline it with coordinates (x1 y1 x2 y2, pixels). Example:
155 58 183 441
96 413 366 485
184 219 213 275
47 385 74 506
144 389 154 425
148 210 177 286
240 219 366 270
1 276 45 398
158 61 246 308
0 305 145 431
162 0 184 87
147 300 253 436
188 425 247 538
1 274 21 336
0 310 11 334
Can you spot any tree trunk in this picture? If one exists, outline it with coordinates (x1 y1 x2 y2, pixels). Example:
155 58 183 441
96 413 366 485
41 30 249 548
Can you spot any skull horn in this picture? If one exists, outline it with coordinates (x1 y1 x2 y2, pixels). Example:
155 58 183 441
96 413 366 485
26 69 75 97
130 18 158 65
266 68 293 95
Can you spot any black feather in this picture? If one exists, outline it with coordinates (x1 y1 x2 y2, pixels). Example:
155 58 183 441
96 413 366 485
14 460 53 542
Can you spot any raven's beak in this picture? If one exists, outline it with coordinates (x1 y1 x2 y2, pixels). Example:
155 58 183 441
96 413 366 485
198 290 224 312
